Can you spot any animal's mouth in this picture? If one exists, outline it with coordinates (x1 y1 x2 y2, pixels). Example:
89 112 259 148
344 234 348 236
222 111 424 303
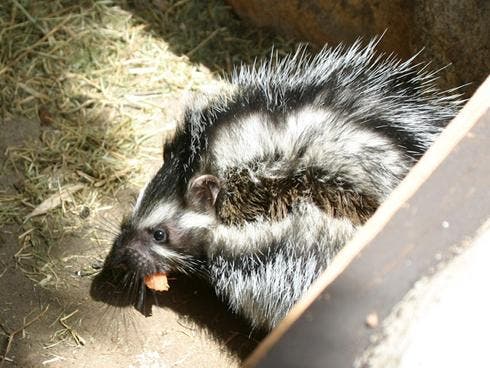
143 272 170 291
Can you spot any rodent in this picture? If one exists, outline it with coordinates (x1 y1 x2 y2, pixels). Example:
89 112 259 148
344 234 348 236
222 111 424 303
101 38 461 330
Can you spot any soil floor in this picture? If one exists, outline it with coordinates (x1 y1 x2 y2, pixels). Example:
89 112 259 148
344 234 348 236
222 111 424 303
0 117 263 367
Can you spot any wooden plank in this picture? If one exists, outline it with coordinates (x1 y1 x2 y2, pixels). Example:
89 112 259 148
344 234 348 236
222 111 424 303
245 76 490 367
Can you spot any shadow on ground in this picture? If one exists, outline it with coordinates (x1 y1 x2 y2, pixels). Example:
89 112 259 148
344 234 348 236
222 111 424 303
90 270 266 358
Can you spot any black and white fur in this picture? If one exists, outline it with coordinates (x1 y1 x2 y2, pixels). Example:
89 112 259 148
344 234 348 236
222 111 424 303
103 38 461 330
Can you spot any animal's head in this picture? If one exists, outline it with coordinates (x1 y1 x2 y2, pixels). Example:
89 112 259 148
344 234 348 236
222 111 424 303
105 164 221 280
93 92 227 312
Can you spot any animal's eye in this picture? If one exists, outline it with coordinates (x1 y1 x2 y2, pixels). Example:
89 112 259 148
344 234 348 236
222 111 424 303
153 229 168 243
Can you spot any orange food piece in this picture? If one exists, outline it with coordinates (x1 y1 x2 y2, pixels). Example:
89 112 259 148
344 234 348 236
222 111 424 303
144 272 169 291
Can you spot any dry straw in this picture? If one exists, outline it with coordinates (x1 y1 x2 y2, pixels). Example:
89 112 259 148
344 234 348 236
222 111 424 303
0 0 294 286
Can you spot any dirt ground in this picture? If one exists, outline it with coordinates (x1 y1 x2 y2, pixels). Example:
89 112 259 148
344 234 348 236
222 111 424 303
0 117 266 367
0 1 294 367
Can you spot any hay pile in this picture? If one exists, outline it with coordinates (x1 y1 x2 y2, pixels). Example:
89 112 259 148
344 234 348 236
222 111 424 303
0 0 295 286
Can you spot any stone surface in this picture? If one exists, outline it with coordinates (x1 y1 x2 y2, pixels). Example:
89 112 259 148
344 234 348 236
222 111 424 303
412 0 490 95
226 0 490 95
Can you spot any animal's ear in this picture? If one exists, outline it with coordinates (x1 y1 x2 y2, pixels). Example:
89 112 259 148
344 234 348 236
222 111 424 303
187 175 221 212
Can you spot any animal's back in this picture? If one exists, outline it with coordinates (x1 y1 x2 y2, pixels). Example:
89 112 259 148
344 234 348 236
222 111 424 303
192 40 458 228
192 39 461 328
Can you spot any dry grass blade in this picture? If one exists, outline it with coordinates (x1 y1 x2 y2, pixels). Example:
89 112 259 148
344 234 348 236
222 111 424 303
57 310 86 347
25 183 84 221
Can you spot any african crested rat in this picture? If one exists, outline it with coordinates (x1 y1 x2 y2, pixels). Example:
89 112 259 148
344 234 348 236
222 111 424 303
102 38 461 330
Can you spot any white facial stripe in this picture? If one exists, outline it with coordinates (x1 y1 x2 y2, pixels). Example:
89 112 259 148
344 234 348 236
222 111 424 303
151 245 186 260
138 201 179 229
178 211 214 229
133 181 149 215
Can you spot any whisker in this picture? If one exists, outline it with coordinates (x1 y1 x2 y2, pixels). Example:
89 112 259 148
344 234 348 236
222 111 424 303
92 218 119 235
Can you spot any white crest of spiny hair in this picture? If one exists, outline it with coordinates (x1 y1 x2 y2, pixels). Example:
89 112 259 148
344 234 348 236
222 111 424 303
231 37 461 121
